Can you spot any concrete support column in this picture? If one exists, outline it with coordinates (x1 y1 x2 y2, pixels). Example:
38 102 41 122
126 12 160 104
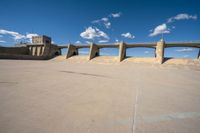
39 46 43 56
37 46 41 56
119 42 126 62
32 47 36 56
198 48 200 59
89 44 99 60
41 46 44 55
43 44 51 56
35 47 38 56
29 46 33 55
66 44 78 59
156 39 165 64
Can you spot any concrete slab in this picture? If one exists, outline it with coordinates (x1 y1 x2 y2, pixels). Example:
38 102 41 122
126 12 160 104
0 59 199 133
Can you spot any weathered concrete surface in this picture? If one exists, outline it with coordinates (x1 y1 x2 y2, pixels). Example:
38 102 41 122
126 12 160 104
0 59 200 133
119 43 126 62
89 44 99 60
66 44 78 59
156 40 165 64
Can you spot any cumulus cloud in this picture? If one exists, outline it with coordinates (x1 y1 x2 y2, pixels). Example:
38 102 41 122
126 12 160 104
92 17 111 29
75 41 81 44
92 12 122 29
176 48 194 52
85 41 92 44
167 13 197 23
110 12 122 18
149 23 170 37
0 29 25 40
121 32 135 39
0 29 38 43
80 26 109 40
101 17 109 22
26 33 39 42
104 22 111 29
98 40 109 43
149 13 197 37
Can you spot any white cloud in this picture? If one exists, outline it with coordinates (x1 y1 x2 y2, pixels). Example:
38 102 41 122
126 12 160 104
149 13 197 38
98 40 109 43
85 41 92 44
176 48 194 52
104 22 111 29
80 26 109 40
110 12 122 18
0 40 5 43
92 17 111 29
183 55 189 58
144 51 149 54
149 23 170 37
167 13 197 23
101 17 109 22
115 39 119 42
121 32 135 39
26 33 38 43
0 29 25 40
0 29 38 43
75 41 81 44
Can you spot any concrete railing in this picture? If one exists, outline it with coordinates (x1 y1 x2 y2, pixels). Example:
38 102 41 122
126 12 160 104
60 40 200 64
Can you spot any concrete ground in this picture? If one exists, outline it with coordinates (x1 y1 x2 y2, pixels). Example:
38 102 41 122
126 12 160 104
0 56 200 133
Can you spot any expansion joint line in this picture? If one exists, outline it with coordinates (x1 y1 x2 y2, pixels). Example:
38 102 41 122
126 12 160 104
132 86 140 133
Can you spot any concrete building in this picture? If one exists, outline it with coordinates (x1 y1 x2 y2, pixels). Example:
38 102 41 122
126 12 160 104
0 35 61 60
32 35 51 44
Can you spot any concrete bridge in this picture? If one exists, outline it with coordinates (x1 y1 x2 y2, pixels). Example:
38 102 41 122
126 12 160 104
0 35 199 64
58 40 200 64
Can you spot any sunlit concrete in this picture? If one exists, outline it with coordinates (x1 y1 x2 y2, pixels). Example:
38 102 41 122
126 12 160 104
0 59 200 133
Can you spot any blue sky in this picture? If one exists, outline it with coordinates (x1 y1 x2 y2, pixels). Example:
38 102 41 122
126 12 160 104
0 0 200 58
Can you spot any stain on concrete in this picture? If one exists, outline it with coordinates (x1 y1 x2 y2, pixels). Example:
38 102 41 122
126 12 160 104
59 70 109 78
139 112 200 123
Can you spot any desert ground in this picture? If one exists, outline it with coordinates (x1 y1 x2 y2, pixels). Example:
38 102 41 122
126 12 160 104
0 56 200 133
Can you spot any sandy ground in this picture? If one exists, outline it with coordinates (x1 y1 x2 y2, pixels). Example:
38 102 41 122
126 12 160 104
0 56 200 133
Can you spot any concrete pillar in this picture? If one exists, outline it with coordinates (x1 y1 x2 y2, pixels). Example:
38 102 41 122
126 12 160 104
43 44 51 56
37 46 41 56
39 46 43 56
66 44 78 59
89 44 99 60
119 42 126 62
41 46 44 55
35 47 38 56
29 46 33 55
198 48 200 59
32 47 36 56
156 39 165 64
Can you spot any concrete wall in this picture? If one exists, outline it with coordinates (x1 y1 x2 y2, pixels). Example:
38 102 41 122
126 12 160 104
0 46 29 55
0 44 61 60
